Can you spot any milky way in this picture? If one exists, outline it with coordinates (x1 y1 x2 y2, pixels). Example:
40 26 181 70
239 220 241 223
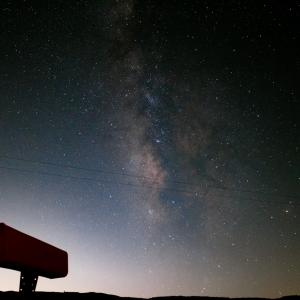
0 1 299 298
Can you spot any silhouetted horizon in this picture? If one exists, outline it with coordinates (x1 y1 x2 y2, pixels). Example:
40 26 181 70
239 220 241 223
1 292 300 299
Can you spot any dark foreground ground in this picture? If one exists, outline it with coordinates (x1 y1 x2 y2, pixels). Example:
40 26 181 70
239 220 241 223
0 293 299 300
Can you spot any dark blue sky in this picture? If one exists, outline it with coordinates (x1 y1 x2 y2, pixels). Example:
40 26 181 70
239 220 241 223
0 1 299 297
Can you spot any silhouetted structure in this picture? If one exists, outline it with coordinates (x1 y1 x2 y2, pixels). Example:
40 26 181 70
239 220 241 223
0 223 68 293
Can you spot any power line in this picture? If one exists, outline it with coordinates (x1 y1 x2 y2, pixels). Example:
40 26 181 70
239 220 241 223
0 164 298 205
0 155 299 201
0 154 224 191
0 155 200 187
0 165 197 196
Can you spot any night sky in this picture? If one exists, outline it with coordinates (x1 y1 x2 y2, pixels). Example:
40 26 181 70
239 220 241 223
0 0 299 298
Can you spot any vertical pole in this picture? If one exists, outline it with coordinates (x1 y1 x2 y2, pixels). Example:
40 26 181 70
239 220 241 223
19 271 38 293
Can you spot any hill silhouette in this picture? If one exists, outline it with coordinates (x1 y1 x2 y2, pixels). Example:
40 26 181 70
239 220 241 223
0 292 299 300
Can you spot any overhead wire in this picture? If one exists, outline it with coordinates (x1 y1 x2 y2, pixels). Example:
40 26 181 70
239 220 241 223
0 154 209 188
0 155 299 200
0 155 299 204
